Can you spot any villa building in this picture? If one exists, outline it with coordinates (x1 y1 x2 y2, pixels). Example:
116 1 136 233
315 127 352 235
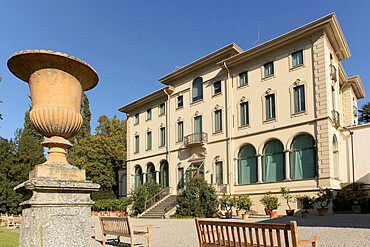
118 13 368 214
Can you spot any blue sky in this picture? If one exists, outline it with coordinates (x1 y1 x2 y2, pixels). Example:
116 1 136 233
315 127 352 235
0 0 369 140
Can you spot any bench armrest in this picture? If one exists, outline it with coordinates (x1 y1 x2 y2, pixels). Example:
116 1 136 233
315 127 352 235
298 236 320 246
132 225 153 229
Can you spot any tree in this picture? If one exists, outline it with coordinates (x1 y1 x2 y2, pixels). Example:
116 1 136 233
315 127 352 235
175 177 218 217
358 102 370 124
0 107 45 214
69 115 127 199
73 92 92 144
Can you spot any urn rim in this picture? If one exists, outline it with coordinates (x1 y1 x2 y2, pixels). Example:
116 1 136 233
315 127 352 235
7 49 99 91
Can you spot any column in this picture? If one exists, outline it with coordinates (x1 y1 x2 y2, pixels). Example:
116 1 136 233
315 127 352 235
284 150 291 181
257 154 263 183
156 170 160 184
143 173 147 184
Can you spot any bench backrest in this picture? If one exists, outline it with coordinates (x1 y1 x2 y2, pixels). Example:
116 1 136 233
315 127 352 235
13 215 21 224
100 216 133 237
195 219 299 247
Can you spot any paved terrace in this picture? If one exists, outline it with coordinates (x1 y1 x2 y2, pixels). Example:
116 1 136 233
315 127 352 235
92 214 370 247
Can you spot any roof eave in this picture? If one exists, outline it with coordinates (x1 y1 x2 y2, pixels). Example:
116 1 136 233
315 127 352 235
118 86 174 114
158 43 243 85
219 13 351 68
348 75 366 99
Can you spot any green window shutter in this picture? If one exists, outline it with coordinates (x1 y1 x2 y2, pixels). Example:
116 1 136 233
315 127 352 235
178 121 183 141
215 110 222 132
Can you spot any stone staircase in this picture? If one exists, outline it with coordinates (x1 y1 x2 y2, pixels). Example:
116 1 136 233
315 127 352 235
138 195 177 219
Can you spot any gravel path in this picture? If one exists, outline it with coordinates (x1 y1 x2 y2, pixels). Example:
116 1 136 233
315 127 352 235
92 214 370 247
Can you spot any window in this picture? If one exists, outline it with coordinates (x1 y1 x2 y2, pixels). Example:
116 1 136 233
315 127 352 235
294 85 305 113
214 81 221 95
262 140 284 182
194 116 202 142
146 131 152 150
290 134 315 180
239 71 248 86
192 77 203 102
215 161 223 184
333 136 339 179
147 109 152 120
177 121 184 142
160 161 169 188
160 127 165 147
265 94 276 120
177 95 183 108
215 110 222 132
238 144 257 184
264 61 274 77
159 103 165 115
135 114 139 124
146 163 156 183
292 50 303 67
134 166 143 188
178 167 184 189
240 102 249 126
134 135 139 153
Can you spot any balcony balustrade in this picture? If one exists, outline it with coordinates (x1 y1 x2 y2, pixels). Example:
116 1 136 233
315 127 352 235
330 64 337 82
332 110 340 127
184 132 208 146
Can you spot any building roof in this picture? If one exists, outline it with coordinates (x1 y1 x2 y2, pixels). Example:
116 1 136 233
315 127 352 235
118 86 174 114
218 13 350 68
158 43 243 85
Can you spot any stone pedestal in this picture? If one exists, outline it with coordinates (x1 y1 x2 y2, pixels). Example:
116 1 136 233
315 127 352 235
15 178 100 247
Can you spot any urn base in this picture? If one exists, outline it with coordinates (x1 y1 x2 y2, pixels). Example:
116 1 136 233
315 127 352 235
29 164 85 180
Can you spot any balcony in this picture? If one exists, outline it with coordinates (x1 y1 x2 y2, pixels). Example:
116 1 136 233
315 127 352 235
353 106 358 117
184 132 208 146
332 110 340 127
330 64 337 82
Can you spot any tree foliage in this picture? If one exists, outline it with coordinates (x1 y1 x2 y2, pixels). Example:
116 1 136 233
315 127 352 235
69 115 127 199
175 177 218 217
0 107 45 214
130 183 161 215
358 102 370 124
73 92 92 144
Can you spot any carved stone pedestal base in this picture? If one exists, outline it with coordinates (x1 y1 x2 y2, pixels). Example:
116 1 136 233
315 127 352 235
15 178 100 247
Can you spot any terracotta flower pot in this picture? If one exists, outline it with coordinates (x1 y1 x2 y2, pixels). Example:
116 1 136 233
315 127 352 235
269 211 277 218
225 212 233 219
286 209 295 216
242 213 249 219
236 209 246 217
317 208 328 216
264 208 271 215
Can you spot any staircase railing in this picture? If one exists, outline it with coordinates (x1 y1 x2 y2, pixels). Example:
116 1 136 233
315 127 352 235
144 187 170 211
164 196 178 214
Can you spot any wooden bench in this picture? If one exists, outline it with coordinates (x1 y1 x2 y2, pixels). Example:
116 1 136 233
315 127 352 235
100 216 152 247
7 215 21 229
195 219 319 247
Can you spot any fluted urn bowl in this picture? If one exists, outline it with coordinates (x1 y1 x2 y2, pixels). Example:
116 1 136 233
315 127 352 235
7 50 99 180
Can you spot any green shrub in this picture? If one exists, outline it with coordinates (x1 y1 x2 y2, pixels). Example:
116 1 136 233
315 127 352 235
92 197 132 211
333 182 369 213
315 187 334 209
260 191 280 210
296 195 314 211
175 177 218 217
130 183 161 215
91 189 116 201
219 193 235 213
234 194 253 211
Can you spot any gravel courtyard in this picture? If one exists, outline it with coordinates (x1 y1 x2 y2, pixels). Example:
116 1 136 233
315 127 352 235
92 214 370 247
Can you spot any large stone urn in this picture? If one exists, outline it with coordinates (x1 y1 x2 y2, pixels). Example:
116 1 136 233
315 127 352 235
8 50 100 247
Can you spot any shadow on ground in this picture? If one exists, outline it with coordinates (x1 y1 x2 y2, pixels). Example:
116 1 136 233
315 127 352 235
254 213 370 229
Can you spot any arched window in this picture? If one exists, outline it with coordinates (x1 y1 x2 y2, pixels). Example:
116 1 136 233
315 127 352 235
146 163 156 183
333 136 339 179
262 140 284 182
160 160 169 188
134 166 143 188
192 77 203 102
238 144 257 184
290 134 316 180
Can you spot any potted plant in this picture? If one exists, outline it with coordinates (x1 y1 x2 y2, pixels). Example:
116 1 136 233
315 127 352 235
296 195 314 218
260 191 281 218
280 187 295 216
235 195 253 219
219 193 234 219
315 187 334 216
